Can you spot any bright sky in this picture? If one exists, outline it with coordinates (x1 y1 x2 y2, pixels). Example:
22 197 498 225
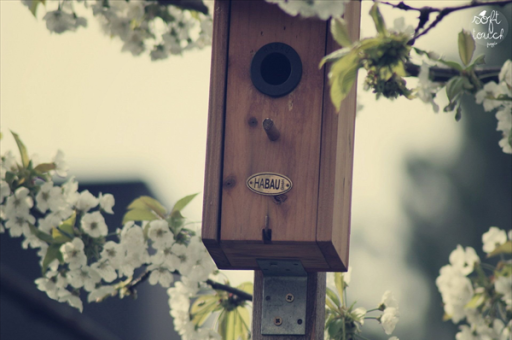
1 1 481 337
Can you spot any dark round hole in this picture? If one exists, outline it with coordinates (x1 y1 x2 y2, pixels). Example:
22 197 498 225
260 53 291 85
297 319 303 325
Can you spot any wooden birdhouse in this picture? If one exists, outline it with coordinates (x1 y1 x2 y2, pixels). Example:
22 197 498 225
202 0 361 272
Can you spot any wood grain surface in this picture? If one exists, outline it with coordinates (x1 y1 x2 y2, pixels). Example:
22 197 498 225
316 1 361 271
201 0 232 268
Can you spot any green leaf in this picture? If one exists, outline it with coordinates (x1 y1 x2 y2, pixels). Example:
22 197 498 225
191 295 219 326
29 224 53 243
42 243 63 274
458 29 475 66
236 281 254 296
370 4 387 35
329 51 360 111
171 193 199 217
52 212 76 243
334 273 344 302
325 288 340 311
331 18 352 47
319 47 351 69
328 318 344 338
236 306 251 337
455 104 462 122
467 54 486 71
446 76 465 102
29 0 45 17
437 59 463 72
34 163 56 173
488 240 512 257
127 196 167 218
465 293 485 309
11 131 30 168
122 208 159 224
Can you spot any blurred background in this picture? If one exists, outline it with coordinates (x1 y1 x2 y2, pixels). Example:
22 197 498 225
1 1 510 339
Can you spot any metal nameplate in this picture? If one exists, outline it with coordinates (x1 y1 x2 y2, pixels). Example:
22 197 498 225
246 172 292 196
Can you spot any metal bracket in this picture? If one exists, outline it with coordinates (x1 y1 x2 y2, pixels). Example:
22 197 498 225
257 259 307 335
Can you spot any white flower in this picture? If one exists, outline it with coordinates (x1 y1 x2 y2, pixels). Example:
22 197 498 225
57 289 83 312
196 328 221 340
118 222 149 277
121 30 146 56
496 107 512 154
81 211 108 238
60 238 87 270
495 275 512 308
148 264 174 288
5 212 35 238
380 307 399 335
148 220 173 250
499 59 512 88
449 245 479 275
100 241 122 268
151 247 181 272
91 260 117 283
0 180 10 203
88 285 116 303
43 10 87 34
35 270 67 300
62 176 79 205
379 290 399 310
5 187 33 219
390 17 414 36
150 45 169 61
98 193 115 214
456 325 478 340
436 265 474 322
35 181 65 213
67 266 101 292
475 82 510 112
417 62 440 113
52 150 69 177
75 190 99 212
482 227 507 253
266 0 347 20
352 307 367 325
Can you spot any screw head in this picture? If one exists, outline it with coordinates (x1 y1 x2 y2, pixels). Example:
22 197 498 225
285 293 294 302
274 317 283 326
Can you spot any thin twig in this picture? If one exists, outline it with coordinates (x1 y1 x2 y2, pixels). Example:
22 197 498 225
405 62 501 83
0 263 122 340
205 279 253 302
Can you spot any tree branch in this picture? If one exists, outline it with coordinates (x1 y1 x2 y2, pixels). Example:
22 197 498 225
377 0 512 45
0 263 122 340
405 62 501 83
205 279 253 302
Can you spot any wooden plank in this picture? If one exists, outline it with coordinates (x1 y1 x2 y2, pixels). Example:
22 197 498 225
316 0 361 271
252 271 326 340
201 0 232 268
220 0 327 251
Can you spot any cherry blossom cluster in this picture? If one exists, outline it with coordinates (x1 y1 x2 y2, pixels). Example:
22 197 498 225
325 268 401 340
266 0 347 20
436 227 512 340
20 0 212 60
1 134 217 320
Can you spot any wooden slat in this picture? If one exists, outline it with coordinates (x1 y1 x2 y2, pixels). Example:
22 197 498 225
316 0 361 271
252 271 326 340
220 0 327 251
201 0 232 268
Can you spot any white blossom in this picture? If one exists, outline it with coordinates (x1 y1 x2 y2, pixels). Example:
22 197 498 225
266 0 347 20
499 59 512 88
87 285 116 303
98 193 115 214
100 241 122 268
352 307 366 325
57 289 83 312
35 181 64 213
0 180 10 203
380 307 399 335
496 107 512 154
67 266 101 292
5 187 33 219
379 290 399 310
118 222 149 277
60 238 87 270
5 211 35 238
449 245 479 275
482 226 507 253
436 264 474 322
390 17 414 37
495 275 512 309
75 190 99 212
148 220 173 250
62 176 80 205
417 62 440 113
91 260 117 283
475 82 510 112
151 246 181 272
456 325 478 340
148 263 174 288
81 211 108 238
52 150 69 177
